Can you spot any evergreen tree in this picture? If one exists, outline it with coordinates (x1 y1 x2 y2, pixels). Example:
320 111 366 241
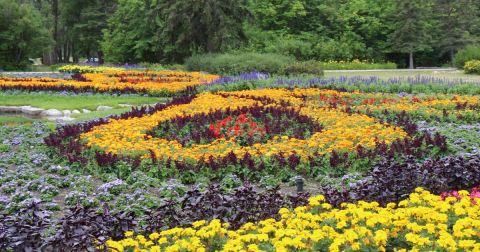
386 0 435 69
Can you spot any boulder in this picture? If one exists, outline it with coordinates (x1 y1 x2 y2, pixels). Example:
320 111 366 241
21 106 45 116
72 110 81 114
62 110 72 116
40 109 63 117
82 109 91 113
0 106 22 113
96 105 113 111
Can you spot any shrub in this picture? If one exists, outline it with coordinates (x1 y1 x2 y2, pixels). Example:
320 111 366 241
453 45 480 68
279 60 324 76
321 155 480 207
184 53 294 75
464 60 480 74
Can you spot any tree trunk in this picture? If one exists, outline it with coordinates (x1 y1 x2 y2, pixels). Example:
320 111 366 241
409 52 414 69
64 41 69 63
52 0 59 64
450 49 455 67
72 42 79 63
42 52 56 65
98 51 104 65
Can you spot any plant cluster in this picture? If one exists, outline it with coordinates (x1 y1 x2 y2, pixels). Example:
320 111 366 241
106 187 480 251
58 65 124 74
147 106 322 148
454 45 480 69
464 60 480 74
0 184 308 251
0 68 219 96
320 155 480 207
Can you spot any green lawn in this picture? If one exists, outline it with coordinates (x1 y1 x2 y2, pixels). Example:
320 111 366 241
324 69 480 81
0 115 34 125
72 107 133 121
0 93 168 110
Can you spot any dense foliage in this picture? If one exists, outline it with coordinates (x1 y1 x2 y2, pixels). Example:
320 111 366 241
0 0 50 70
4 0 480 69
453 45 480 68
185 53 295 75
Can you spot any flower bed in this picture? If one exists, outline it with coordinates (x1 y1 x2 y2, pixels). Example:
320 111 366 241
43 88 480 183
0 69 219 96
106 187 480 251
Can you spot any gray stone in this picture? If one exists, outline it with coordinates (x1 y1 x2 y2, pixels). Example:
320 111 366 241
96 105 113 111
46 116 74 122
0 106 22 113
40 109 63 117
72 110 81 114
82 109 91 113
62 110 72 116
21 106 45 116
118 104 133 107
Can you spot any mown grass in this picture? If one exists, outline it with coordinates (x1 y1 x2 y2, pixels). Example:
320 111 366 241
0 93 168 110
324 69 480 81
0 115 34 125
71 107 132 121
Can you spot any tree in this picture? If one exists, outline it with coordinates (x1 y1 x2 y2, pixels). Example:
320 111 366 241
385 0 435 69
0 0 50 70
155 0 251 62
102 0 159 63
67 0 116 63
435 0 480 65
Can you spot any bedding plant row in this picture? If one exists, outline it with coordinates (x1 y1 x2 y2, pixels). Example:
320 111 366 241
107 187 480 252
0 67 219 97
202 74 480 95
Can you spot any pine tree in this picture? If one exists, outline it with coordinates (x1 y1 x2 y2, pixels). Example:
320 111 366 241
386 0 435 69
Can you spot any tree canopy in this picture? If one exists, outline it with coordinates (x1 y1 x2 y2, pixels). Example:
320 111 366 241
0 0 50 70
2 0 480 69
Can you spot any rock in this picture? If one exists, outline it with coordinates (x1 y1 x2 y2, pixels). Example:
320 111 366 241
72 110 81 114
21 106 45 116
82 109 91 113
47 116 75 122
40 109 63 117
0 106 22 113
58 117 75 122
96 105 113 111
62 110 72 116
118 104 133 107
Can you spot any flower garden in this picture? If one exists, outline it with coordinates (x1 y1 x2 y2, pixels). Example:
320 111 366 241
1 66 480 251
0 66 219 96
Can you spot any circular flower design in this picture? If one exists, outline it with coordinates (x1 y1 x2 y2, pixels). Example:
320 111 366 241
80 88 408 162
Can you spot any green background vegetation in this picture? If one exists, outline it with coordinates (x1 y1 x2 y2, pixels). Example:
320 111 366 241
1 0 480 71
